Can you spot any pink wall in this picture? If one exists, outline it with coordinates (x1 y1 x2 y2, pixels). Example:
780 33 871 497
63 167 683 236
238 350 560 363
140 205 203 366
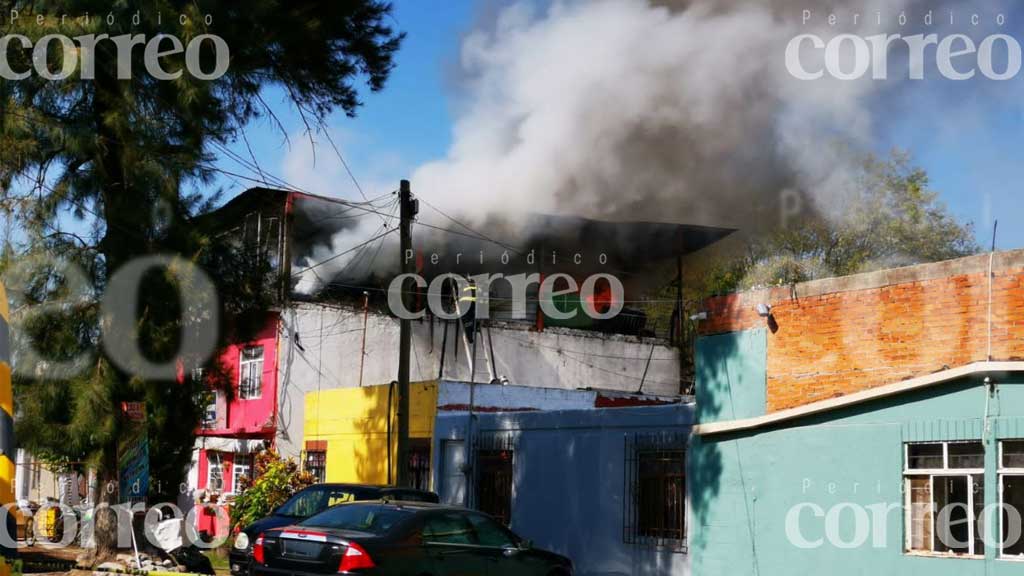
198 313 280 437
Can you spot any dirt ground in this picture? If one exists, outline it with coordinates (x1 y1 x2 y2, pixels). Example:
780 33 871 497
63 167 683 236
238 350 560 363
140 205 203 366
16 544 84 574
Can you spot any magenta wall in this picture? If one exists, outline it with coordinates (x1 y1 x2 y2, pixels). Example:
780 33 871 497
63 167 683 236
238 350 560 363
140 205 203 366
198 312 280 438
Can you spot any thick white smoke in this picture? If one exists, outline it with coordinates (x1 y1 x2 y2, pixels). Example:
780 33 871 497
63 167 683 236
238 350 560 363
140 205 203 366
413 0 904 229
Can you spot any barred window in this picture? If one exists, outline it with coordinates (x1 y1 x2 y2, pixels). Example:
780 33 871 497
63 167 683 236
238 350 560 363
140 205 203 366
625 432 687 552
474 433 515 527
305 450 326 483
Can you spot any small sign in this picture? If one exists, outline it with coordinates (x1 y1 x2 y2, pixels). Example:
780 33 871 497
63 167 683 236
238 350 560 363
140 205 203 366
120 402 146 422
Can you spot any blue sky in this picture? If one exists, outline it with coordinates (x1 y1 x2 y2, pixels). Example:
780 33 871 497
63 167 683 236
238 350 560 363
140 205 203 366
213 0 472 204
215 0 1024 250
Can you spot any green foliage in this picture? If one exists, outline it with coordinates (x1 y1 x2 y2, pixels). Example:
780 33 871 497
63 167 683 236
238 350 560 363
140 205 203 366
0 0 403 552
705 150 980 294
229 450 315 533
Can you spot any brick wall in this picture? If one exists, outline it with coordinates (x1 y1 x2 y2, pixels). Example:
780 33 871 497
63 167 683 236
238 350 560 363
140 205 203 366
699 250 1024 412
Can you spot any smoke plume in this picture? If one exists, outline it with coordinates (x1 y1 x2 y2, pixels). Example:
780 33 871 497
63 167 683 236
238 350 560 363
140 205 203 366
412 0 910 231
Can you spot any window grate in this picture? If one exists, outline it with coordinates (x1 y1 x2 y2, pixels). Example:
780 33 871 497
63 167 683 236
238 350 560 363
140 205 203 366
304 450 326 483
624 431 687 553
473 432 515 526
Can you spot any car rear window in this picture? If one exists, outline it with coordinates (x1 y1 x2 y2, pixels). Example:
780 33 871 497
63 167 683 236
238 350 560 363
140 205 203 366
300 504 414 535
276 486 369 517
385 490 440 503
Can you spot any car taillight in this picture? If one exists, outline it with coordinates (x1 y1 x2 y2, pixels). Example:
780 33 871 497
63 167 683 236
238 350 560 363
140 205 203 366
338 542 375 572
253 534 265 564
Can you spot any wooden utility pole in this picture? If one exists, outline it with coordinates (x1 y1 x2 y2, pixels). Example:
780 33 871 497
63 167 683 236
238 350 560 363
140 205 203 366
396 180 416 487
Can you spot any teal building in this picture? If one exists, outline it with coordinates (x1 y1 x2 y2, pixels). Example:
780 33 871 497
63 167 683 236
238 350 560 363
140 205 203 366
690 326 1024 575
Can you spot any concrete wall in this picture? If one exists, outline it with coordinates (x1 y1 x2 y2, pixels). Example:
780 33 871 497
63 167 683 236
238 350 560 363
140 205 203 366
690 374 1024 576
276 302 681 458
433 405 693 576
695 329 766 423
697 249 1024 412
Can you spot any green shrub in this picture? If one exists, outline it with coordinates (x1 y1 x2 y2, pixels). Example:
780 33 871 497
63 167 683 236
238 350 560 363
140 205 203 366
230 449 316 533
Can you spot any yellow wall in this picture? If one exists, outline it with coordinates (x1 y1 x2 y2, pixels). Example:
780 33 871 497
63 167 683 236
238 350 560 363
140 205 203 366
304 382 438 485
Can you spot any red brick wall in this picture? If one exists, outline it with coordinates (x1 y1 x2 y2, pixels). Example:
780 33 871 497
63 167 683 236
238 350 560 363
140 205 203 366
699 253 1024 412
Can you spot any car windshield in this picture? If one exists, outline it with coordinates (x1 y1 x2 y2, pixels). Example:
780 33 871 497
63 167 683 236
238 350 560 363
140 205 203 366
275 486 368 517
299 504 414 535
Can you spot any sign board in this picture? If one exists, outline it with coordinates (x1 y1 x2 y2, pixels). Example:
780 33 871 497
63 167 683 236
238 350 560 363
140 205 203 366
118 402 149 502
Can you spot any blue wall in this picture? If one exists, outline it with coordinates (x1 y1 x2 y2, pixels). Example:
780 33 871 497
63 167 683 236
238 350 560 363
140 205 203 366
434 405 694 576
690 369 1024 576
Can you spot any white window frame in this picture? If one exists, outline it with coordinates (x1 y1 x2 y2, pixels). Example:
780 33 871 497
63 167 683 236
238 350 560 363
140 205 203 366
207 452 224 493
903 441 985 558
230 454 251 495
202 394 218 427
239 346 264 400
998 440 1024 559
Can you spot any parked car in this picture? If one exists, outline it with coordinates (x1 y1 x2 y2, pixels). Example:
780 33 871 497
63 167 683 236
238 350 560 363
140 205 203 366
231 484 439 576
252 500 573 576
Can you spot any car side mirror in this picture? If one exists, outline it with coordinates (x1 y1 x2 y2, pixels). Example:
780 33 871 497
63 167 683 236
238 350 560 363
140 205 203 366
518 539 532 551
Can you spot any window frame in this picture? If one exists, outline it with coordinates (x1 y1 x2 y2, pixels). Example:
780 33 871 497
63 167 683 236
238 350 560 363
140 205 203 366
624 432 687 553
903 441 985 558
998 440 1024 559
230 454 252 495
207 452 224 493
635 449 686 543
304 450 327 484
238 345 264 400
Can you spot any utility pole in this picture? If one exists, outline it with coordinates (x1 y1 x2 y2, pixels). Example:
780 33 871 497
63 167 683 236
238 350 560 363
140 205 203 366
396 180 417 487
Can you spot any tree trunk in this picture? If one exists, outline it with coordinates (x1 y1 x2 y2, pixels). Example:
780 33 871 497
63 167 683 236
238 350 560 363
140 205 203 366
93 445 121 559
92 51 143 560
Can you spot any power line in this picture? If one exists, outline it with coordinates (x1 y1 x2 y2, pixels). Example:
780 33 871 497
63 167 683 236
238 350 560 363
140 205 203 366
320 129 370 203
417 197 524 255
290 227 398 279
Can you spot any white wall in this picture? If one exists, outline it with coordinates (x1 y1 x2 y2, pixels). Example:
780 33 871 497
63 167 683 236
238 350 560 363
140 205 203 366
275 302 680 458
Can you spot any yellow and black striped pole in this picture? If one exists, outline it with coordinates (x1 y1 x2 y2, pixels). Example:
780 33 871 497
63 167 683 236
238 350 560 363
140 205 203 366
0 284 11 507
0 284 13 575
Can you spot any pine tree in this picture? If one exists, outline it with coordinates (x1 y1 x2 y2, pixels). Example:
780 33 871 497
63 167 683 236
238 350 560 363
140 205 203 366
0 0 403 557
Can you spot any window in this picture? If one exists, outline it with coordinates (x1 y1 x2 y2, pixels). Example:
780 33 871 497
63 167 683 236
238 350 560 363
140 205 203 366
625 432 687 552
277 486 361 518
637 451 686 541
904 441 985 556
302 504 412 535
201 397 217 427
239 346 264 399
189 368 217 428
422 513 475 545
305 450 326 483
231 455 252 494
476 449 513 526
1000 440 1024 557
207 452 224 493
467 513 517 548
408 439 431 492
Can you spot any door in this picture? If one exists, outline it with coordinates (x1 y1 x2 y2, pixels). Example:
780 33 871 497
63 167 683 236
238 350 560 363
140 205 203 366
441 440 466 505
465 512 548 576
421 512 491 576
476 449 513 525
